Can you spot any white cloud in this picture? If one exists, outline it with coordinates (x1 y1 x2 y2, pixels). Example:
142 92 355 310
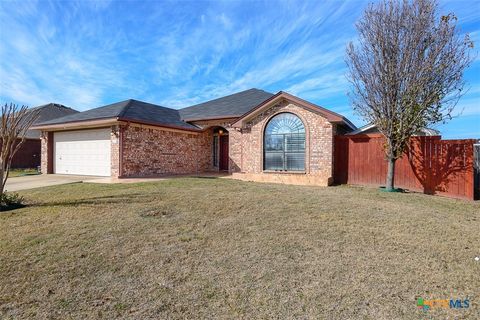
218 13 232 29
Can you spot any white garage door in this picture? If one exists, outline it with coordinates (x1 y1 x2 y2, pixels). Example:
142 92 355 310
54 128 111 176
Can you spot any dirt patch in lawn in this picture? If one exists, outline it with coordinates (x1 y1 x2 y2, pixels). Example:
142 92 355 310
0 179 479 319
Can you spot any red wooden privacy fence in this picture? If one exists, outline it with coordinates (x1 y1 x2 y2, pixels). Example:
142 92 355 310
334 134 476 200
0 139 41 169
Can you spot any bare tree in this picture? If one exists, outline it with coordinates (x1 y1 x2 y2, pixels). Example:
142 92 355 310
346 0 473 191
1 103 40 197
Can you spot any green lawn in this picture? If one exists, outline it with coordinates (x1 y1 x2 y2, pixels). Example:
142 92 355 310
7 168 39 178
1 178 479 319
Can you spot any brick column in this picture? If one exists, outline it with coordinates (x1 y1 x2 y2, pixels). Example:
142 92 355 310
40 131 53 174
111 125 121 178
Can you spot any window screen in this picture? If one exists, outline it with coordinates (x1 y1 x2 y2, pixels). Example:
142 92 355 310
264 113 305 171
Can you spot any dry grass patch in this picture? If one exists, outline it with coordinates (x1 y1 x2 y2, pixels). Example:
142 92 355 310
0 178 479 319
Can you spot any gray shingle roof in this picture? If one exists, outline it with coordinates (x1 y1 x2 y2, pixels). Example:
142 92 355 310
32 88 355 132
179 88 274 120
36 99 199 131
27 103 78 139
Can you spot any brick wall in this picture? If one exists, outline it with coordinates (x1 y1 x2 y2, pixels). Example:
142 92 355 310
40 132 51 174
37 104 337 184
229 128 243 173
190 119 236 172
111 125 120 177
120 124 212 177
229 100 336 186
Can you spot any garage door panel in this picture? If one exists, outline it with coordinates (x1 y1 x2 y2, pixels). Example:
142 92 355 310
54 129 111 176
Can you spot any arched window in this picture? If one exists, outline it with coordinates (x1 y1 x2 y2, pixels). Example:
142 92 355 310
264 113 305 171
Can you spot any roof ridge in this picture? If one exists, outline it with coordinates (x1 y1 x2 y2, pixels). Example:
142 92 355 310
29 103 53 111
135 99 179 111
117 99 134 118
119 99 180 113
30 102 77 111
50 103 77 112
181 88 271 110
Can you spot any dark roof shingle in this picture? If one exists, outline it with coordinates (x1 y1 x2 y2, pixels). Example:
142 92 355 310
179 88 274 120
32 88 355 132
36 100 130 125
36 99 199 131
27 103 78 139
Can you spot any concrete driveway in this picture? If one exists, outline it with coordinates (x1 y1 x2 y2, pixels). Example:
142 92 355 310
5 174 104 192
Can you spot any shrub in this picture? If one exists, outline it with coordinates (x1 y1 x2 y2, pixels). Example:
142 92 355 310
0 192 25 211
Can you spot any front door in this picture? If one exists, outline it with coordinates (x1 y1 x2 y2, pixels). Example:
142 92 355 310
219 135 229 171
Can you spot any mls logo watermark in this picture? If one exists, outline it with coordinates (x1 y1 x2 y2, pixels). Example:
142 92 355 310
417 298 470 311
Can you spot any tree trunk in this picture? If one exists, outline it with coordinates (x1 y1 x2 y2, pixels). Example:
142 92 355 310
386 157 396 191
0 169 5 199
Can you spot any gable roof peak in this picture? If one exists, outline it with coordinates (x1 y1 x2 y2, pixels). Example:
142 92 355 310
232 91 356 130
30 102 72 110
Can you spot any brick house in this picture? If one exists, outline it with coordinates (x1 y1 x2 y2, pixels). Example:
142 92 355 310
32 89 356 186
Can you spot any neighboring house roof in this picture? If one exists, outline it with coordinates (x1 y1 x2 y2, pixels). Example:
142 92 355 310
232 91 357 130
346 123 440 136
33 99 200 131
179 88 274 121
26 103 78 139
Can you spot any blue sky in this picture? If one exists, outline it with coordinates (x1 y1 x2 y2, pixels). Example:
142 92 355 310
0 0 478 138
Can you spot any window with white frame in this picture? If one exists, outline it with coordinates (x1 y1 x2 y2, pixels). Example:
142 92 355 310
264 113 305 171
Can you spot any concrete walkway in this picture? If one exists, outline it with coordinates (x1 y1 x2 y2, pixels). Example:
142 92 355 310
5 174 104 192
